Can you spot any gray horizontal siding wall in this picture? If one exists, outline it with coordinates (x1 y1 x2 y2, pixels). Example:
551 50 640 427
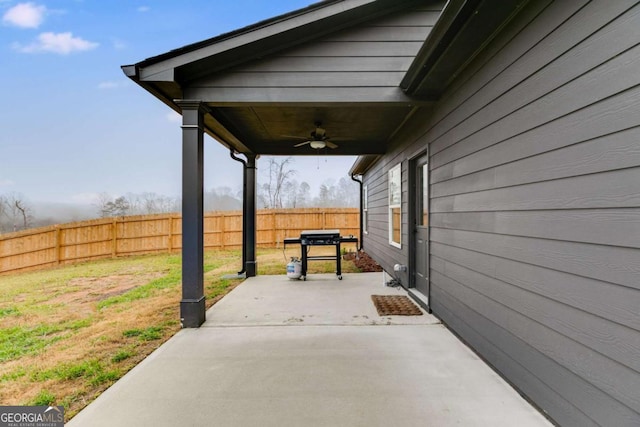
362 152 409 275
364 1 640 426
361 107 434 279
188 4 444 103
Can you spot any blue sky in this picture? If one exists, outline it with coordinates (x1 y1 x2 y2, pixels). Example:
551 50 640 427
0 0 357 204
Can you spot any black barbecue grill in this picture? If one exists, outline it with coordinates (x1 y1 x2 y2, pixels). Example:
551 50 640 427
284 229 358 280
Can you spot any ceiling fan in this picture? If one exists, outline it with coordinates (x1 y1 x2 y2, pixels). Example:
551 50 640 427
284 122 339 150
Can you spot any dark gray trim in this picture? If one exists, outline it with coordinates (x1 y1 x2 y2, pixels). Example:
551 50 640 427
408 288 431 314
349 155 381 177
229 150 247 276
400 0 473 94
184 88 426 108
180 297 205 329
177 100 206 328
401 0 527 98
350 174 363 250
410 151 432 313
245 154 257 277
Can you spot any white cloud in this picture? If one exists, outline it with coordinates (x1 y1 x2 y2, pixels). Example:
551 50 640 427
0 178 15 187
166 111 182 123
137 6 150 13
2 2 46 28
13 31 98 54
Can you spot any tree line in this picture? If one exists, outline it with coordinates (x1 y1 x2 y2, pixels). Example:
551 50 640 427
0 157 360 233
257 157 359 209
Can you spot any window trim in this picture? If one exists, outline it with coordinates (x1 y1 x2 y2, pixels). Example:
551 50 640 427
388 163 402 248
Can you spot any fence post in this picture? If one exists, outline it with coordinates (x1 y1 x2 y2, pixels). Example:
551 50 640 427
220 213 225 250
234 211 242 247
271 211 276 247
112 218 117 258
168 215 174 253
55 226 61 265
322 210 327 230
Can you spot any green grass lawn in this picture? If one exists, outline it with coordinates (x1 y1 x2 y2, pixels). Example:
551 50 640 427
0 248 359 420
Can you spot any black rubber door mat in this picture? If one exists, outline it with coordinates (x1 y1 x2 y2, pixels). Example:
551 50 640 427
371 295 423 316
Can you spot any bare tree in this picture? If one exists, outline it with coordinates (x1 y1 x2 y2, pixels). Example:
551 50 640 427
136 192 161 214
125 193 143 214
311 177 358 207
297 181 311 208
336 177 359 207
13 200 31 230
0 193 34 231
0 195 7 232
157 194 180 213
258 157 296 209
315 182 333 207
125 192 180 215
280 180 312 208
283 180 299 208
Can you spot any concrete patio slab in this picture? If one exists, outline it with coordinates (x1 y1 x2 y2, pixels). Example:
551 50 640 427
205 273 438 327
68 273 552 427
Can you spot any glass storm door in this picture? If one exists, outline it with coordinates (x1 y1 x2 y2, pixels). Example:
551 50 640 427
412 154 429 298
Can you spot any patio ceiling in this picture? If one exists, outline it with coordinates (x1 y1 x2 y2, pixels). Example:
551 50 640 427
122 0 526 159
205 105 415 155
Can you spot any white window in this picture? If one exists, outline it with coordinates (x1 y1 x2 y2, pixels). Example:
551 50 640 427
388 163 401 248
363 185 368 234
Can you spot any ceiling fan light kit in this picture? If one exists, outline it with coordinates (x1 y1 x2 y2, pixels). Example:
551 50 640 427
310 141 326 149
286 121 340 150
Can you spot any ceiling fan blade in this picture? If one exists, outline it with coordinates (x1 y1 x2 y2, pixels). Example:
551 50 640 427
281 134 308 140
325 141 339 149
294 141 311 147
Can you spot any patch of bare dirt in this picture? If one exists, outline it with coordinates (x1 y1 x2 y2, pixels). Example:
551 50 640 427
343 250 383 272
49 273 164 306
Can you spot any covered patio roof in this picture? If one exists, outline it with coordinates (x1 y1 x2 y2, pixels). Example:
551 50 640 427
123 0 525 159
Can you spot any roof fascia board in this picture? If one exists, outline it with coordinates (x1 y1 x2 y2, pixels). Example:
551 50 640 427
413 0 527 97
122 65 136 78
183 86 431 106
400 0 479 94
401 0 528 97
349 155 381 175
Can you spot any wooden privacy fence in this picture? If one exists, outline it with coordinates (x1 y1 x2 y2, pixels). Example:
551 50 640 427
0 208 359 275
